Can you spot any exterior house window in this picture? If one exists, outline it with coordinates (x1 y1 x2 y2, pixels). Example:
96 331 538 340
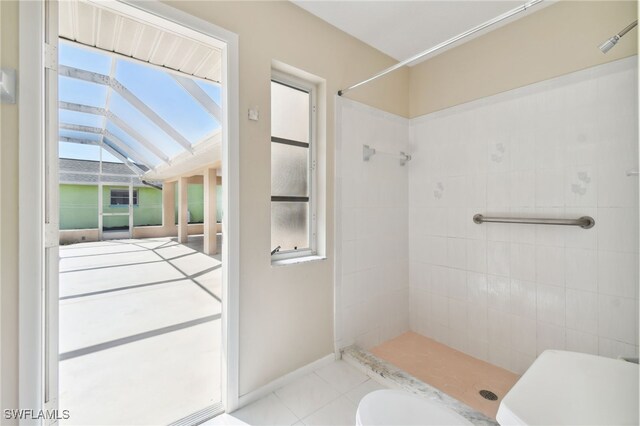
270 73 316 260
110 188 138 206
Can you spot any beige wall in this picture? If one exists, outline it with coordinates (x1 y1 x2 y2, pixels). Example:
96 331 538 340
58 224 221 244
59 229 101 245
2 0 637 410
0 0 19 418
131 223 221 239
410 1 639 117
161 0 408 395
0 0 408 406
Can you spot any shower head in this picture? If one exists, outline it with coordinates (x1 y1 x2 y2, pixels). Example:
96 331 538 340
599 20 637 54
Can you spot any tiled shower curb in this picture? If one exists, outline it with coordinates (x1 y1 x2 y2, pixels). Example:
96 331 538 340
341 345 498 426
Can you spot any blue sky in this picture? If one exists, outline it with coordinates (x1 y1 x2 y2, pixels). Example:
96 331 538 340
59 41 221 166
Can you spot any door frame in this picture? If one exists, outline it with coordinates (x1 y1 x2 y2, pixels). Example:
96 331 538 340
18 0 241 419
99 182 134 240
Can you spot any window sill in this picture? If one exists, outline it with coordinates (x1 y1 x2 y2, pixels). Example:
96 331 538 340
271 255 326 267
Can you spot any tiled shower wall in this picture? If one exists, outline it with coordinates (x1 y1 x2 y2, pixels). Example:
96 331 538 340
336 58 638 375
336 98 410 350
408 57 639 374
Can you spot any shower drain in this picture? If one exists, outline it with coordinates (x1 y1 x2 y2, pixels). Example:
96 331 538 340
479 390 498 401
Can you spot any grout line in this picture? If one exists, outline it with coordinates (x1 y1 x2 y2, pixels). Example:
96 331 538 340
268 362 367 424
120 238 222 302
270 391 301 423
160 251 200 262
59 277 188 300
60 257 168 274
59 314 220 361
156 249 221 302
300 366 368 422
59 264 221 300
59 247 149 259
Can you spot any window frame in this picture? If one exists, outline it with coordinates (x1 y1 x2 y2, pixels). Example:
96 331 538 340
109 188 138 207
270 71 317 261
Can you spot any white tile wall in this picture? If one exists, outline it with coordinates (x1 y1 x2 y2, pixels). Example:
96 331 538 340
336 58 638 376
336 98 410 350
408 57 639 374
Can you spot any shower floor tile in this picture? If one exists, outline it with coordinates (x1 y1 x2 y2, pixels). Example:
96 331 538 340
370 332 519 419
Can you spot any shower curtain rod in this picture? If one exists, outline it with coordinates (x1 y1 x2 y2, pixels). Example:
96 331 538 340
338 0 545 96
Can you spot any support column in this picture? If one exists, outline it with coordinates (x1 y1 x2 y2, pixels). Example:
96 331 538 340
178 176 188 243
162 181 176 232
204 168 218 255
128 182 134 238
98 182 103 240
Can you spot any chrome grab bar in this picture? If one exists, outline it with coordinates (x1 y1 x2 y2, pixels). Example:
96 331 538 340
473 214 595 229
363 145 412 166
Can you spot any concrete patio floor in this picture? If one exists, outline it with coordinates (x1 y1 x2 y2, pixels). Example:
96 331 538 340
59 235 222 425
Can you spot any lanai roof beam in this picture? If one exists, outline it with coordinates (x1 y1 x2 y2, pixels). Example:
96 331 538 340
103 132 154 168
59 122 153 170
59 64 194 153
59 135 144 176
59 101 170 164
101 142 146 175
59 135 99 146
171 74 222 123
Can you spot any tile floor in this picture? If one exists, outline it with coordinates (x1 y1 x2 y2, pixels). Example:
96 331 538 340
59 235 222 425
205 360 387 426
371 332 519 419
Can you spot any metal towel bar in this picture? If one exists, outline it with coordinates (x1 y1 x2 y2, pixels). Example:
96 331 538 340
473 214 595 229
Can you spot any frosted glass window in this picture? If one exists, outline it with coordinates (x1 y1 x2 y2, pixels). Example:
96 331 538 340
271 143 308 197
271 202 309 251
271 81 309 143
270 74 315 258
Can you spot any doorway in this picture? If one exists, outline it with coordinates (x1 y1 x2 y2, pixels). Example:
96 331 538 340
18 0 240 423
100 183 134 240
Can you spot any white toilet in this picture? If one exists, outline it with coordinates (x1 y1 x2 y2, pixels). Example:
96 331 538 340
356 390 473 426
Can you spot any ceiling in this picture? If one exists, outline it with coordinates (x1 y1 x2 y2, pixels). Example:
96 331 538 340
59 0 222 82
292 1 551 65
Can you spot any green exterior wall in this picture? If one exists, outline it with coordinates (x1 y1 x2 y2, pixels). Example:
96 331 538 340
60 184 99 229
100 185 164 229
177 184 204 224
60 183 222 230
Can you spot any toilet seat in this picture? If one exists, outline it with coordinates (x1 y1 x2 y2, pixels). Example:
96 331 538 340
356 390 473 426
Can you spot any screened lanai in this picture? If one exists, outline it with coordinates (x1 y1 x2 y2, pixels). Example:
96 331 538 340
57 1 227 423
58 14 223 254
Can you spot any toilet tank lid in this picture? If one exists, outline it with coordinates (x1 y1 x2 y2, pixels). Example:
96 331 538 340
497 350 639 426
357 390 473 426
